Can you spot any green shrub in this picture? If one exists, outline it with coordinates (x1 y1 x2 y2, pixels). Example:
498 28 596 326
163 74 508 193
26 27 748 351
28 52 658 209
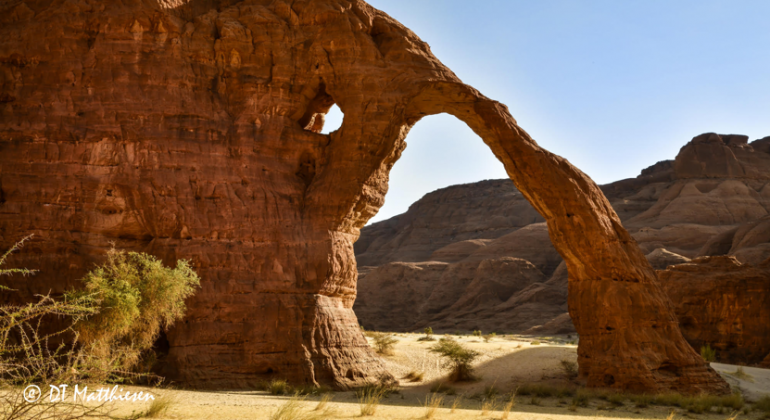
472 330 482 338
700 344 716 362
418 327 435 342
65 249 200 377
369 332 398 355
268 379 292 395
430 337 480 382
483 333 496 343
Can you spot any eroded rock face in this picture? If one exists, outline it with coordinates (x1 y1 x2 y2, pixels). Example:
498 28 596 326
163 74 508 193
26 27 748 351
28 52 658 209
659 256 770 365
0 0 726 393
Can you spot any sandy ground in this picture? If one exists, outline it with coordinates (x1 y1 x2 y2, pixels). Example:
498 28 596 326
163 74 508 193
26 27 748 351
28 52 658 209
35 334 770 420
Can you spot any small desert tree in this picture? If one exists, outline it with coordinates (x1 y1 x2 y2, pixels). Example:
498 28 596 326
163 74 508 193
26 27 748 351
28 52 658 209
430 337 480 382
65 248 200 378
418 326 435 342
369 332 398 355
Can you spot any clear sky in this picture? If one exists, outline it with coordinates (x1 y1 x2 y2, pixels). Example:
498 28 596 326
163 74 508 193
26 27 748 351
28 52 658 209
323 1 770 224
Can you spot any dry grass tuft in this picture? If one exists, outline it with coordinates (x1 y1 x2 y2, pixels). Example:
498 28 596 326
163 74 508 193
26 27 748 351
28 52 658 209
501 396 516 419
481 398 496 415
422 393 444 419
140 395 174 418
450 396 463 413
357 386 384 416
270 395 335 420
314 393 333 411
404 370 425 382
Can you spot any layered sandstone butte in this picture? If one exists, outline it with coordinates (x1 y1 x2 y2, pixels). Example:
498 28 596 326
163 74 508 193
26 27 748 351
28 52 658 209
0 0 727 392
658 256 770 365
357 133 770 363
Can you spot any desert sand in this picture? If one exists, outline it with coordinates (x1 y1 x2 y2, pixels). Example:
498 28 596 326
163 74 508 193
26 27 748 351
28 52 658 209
92 334 768 420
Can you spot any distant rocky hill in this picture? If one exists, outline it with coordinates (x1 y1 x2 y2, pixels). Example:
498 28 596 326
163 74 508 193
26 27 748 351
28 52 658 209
354 133 770 346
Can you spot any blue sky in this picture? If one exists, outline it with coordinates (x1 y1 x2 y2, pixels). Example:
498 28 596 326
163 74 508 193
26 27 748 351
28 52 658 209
324 1 770 224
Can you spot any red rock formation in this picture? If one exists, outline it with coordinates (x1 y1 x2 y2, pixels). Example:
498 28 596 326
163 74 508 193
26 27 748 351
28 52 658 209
357 132 770 370
0 0 727 393
659 256 770 365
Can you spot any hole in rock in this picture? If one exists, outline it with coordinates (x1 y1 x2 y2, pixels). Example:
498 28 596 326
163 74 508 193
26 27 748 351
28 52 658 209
298 83 342 134
320 104 343 134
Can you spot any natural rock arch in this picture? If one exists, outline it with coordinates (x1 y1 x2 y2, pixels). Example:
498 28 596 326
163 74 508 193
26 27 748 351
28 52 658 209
0 0 727 393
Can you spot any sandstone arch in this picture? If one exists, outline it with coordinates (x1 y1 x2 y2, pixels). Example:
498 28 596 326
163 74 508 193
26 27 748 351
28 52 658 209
0 0 727 393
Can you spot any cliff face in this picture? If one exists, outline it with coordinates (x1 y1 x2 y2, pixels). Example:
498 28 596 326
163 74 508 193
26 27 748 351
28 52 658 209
0 0 726 393
356 133 770 364
659 256 770 365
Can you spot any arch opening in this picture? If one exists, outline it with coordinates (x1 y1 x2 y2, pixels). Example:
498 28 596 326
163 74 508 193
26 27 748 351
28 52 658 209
352 112 565 336
365 113 509 225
